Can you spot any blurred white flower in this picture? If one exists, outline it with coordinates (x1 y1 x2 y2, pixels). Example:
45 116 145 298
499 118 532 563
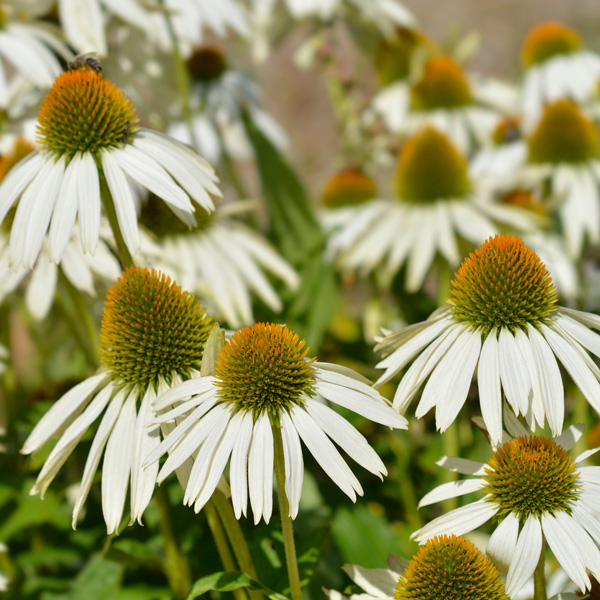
368 56 510 155
168 47 287 164
138 198 299 329
520 22 600 130
324 128 536 292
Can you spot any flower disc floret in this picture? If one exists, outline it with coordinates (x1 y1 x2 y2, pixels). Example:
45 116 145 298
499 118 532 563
321 168 377 208
100 267 213 387
394 127 470 202
528 100 600 164
483 436 580 521
394 535 509 600
214 323 316 415
447 235 557 334
521 22 582 67
37 69 139 159
410 57 472 110
187 47 227 82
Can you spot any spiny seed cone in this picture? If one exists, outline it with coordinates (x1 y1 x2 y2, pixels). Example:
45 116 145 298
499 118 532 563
0 137 36 233
214 323 316 415
521 22 582 68
100 267 213 388
140 193 213 238
375 27 433 86
394 127 470 202
37 69 139 159
394 535 510 600
499 189 547 216
321 168 377 208
187 47 227 83
492 116 522 145
447 235 557 334
410 56 472 110
483 436 580 520
528 100 600 164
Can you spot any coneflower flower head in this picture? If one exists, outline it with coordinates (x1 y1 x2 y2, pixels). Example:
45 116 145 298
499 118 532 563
21 267 214 533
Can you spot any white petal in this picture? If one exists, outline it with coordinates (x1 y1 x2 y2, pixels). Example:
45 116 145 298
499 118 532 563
280 410 303 519
505 515 542 597
102 390 137 534
248 412 274 524
498 327 531 416
418 478 484 508
229 411 254 518
486 512 519 574
436 456 487 475
478 331 503 444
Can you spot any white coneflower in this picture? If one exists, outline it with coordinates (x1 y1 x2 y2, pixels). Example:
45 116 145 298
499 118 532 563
414 428 600 596
326 535 511 600
139 196 299 329
21 267 215 533
145 322 407 524
325 128 535 292
520 22 600 129
376 234 600 444
370 56 508 155
472 100 600 259
0 3 70 99
0 65 221 269
167 47 287 165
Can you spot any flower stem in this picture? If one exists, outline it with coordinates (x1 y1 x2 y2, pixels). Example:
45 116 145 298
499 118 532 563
99 174 134 269
58 268 100 368
155 487 193 599
572 383 589 455
160 0 198 149
205 499 249 600
272 424 302 600
533 540 547 600
212 487 265 600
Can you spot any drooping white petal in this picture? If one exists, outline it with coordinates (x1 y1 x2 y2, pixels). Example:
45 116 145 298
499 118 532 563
75 152 101 255
102 390 137 534
478 330 503 444
72 385 125 528
0 152 44 226
436 456 487 475
290 404 362 502
305 399 387 478
486 511 519 574
498 327 531 416
26 257 57 321
279 410 304 519
22 372 108 453
342 563 399 599
248 412 274 524
505 515 542 597
229 411 254 518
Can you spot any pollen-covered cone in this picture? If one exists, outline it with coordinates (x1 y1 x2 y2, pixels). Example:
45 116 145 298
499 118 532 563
325 535 510 600
413 420 600 597
21 267 214 534
375 234 600 444
144 322 407 524
0 67 221 269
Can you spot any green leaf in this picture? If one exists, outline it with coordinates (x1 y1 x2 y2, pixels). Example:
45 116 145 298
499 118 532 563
331 505 405 568
185 571 288 600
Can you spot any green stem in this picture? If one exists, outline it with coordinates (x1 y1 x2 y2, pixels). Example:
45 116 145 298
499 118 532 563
99 174 134 269
205 500 249 600
156 487 193 599
388 434 421 531
273 424 302 600
533 540 547 600
572 384 588 455
58 268 100 367
160 0 197 149
442 422 459 512
212 488 264 600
